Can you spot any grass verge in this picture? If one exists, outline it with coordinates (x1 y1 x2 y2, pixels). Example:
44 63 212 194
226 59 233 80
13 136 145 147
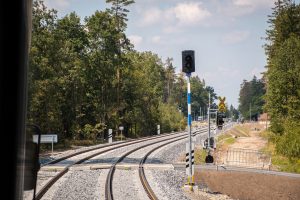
260 130 300 173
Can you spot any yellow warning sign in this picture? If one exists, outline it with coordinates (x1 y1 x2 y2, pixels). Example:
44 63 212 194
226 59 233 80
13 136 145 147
218 97 226 112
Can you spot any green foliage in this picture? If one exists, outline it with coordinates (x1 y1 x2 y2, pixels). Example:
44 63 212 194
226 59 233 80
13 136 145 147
261 130 300 173
158 103 186 133
178 76 215 119
27 0 217 143
271 155 300 173
80 123 105 140
217 134 232 142
238 76 266 121
227 104 239 120
264 1 300 159
225 137 236 145
194 148 207 164
275 120 300 158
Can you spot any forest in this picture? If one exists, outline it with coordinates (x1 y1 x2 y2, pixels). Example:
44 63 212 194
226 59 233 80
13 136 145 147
27 0 217 144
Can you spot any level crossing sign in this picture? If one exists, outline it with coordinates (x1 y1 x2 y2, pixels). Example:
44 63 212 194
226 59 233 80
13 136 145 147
218 97 226 112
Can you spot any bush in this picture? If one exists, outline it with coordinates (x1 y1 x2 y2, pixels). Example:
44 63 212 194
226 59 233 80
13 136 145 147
159 103 186 133
275 120 300 159
82 123 106 140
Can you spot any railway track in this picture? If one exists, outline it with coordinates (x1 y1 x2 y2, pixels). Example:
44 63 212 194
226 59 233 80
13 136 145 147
34 129 201 199
104 128 208 200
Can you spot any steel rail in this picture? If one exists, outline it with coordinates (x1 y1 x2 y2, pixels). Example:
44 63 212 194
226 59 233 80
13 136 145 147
139 129 207 200
42 131 187 166
105 128 207 200
35 129 205 200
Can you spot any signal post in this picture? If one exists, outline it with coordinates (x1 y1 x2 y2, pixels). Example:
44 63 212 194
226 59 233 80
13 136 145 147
182 50 195 189
204 96 226 163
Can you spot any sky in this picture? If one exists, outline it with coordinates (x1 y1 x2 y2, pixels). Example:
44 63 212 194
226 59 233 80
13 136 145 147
43 0 294 108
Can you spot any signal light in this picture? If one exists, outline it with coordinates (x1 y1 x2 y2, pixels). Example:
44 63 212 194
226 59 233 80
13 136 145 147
217 113 225 129
182 50 195 73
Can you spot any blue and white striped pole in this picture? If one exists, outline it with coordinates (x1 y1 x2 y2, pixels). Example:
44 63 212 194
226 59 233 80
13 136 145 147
186 73 193 184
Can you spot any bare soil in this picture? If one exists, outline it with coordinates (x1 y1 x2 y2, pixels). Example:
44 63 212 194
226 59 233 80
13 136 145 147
187 123 300 199
230 123 267 149
216 123 268 167
194 170 300 200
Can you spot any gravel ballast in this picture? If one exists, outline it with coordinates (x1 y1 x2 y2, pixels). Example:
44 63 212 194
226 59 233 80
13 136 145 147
52 170 102 200
145 169 190 200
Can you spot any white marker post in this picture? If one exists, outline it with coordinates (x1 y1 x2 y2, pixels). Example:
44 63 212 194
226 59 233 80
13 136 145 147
157 125 160 135
119 126 124 141
108 129 112 143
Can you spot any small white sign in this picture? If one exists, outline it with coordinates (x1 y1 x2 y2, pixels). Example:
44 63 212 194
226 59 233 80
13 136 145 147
119 126 124 131
33 134 57 143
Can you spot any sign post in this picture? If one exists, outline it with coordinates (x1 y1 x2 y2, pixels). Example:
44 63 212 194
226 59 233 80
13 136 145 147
157 125 160 135
33 134 57 154
204 94 219 163
119 126 124 141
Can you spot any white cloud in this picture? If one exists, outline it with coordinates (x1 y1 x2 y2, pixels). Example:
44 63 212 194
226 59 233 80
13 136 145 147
128 35 143 47
233 0 274 8
171 2 212 25
139 8 162 26
221 0 275 16
139 2 211 27
152 36 161 44
222 31 250 44
44 0 70 10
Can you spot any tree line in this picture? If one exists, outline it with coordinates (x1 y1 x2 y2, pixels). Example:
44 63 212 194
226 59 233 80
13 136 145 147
27 0 216 143
264 0 300 159
238 76 266 121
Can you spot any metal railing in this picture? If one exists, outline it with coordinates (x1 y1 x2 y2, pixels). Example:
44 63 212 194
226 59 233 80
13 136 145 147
225 148 271 170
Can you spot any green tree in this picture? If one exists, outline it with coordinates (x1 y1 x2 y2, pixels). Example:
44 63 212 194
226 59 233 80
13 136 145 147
238 76 265 121
27 0 215 144
163 57 176 102
264 1 300 159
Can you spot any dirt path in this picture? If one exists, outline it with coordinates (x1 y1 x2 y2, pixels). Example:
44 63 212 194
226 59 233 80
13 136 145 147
230 123 267 150
216 123 269 168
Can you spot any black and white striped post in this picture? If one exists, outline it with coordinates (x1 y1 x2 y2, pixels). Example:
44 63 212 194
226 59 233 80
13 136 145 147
186 73 194 186
186 143 194 178
157 124 160 135
108 129 112 143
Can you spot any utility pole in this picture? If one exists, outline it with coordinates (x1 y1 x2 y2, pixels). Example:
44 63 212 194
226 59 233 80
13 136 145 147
208 93 211 148
266 113 268 130
250 102 252 123
199 107 201 121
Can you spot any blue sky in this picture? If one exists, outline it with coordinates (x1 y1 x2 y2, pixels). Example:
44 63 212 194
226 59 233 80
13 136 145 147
44 0 296 108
